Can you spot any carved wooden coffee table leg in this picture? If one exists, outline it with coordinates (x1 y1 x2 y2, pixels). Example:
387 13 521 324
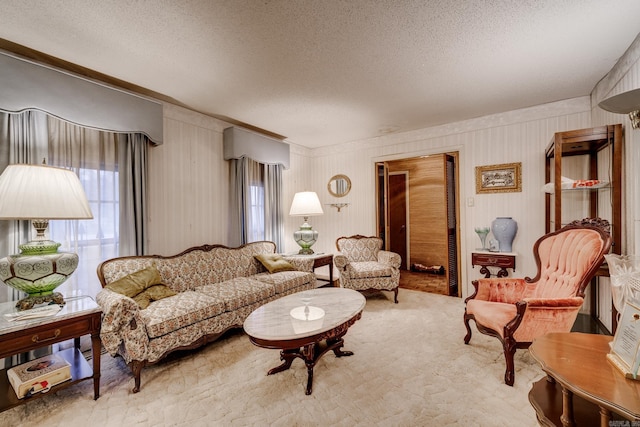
302 344 316 395
329 337 353 357
268 348 300 375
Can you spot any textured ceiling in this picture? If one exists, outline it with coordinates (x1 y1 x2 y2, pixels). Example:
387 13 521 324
1 1 640 148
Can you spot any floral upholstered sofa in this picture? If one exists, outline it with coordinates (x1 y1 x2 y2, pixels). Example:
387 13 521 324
96 241 315 393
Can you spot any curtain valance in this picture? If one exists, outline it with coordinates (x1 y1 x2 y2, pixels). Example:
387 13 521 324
0 51 163 144
223 127 289 169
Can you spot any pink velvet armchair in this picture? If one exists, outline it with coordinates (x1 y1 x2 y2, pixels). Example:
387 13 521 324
463 218 612 386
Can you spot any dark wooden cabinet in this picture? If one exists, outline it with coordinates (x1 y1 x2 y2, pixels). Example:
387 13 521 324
544 124 623 332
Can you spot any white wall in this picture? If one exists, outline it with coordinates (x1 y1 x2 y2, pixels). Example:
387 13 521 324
590 33 640 331
147 103 230 254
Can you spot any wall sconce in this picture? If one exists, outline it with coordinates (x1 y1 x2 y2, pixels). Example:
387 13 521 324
599 88 640 129
327 203 350 212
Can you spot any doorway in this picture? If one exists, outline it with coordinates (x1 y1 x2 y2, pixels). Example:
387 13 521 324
376 153 460 297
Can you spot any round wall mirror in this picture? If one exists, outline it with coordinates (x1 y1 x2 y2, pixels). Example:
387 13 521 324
328 174 351 197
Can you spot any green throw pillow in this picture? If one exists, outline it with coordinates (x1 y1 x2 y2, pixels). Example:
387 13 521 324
133 284 177 309
105 264 163 298
255 254 296 274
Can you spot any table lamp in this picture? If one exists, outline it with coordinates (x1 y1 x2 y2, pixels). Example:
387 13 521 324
0 163 93 310
289 191 323 254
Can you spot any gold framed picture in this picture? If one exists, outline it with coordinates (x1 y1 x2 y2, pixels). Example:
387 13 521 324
475 162 522 194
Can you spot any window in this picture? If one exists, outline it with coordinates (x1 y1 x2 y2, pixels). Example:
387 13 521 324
49 167 119 298
248 183 265 242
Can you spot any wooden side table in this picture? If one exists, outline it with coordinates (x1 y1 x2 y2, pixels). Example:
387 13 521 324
529 332 640 426
471 251 516 278
286 253 335 286
0 296 102 412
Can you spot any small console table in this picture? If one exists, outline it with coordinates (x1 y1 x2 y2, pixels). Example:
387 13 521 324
0 296 102 412
529 332 640 426
471 251 516 278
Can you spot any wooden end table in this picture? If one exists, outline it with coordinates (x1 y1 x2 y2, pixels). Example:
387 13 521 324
529 332 640 426
0 296 102 412
286 252 335 286
244 288 365 395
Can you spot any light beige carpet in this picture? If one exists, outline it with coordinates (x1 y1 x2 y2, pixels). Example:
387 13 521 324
0 290 541 427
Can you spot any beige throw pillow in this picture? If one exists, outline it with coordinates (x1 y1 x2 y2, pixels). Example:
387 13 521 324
105 264 163 298
255 254 296 274
132 284 177 309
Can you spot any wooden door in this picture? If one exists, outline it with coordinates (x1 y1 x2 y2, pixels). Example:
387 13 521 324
389 173 408 269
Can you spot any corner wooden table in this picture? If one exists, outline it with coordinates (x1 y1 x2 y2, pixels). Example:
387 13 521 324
0 296 102 412
529 332 640 426
244 288 365 395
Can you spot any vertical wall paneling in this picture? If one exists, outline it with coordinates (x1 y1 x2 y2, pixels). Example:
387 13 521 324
306 98 591 299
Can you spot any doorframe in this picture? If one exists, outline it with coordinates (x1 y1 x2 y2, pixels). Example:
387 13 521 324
373 149 463 298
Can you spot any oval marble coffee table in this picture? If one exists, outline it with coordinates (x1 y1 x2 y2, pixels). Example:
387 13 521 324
243 287 365 395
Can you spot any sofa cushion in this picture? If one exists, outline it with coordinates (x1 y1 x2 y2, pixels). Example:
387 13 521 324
133 284 177 309
347 261 393 279
106 264 163 298
195 277 276 311
255 254 296 273
140 291 227 338
252 271 316 293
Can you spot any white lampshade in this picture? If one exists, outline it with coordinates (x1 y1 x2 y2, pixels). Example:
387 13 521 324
0 164 93 220
289 191 324 217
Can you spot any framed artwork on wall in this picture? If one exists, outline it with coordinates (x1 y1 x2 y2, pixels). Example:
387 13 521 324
475 162 522 194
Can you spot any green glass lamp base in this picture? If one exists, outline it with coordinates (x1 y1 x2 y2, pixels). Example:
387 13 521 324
293 221 318 256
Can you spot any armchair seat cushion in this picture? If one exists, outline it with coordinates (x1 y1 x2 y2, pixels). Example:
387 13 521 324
465 300 515 339
140 291 226 338
347 261 393 279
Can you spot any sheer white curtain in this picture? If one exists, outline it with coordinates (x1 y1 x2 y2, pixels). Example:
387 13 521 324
229 157 284 250
47 118 120 299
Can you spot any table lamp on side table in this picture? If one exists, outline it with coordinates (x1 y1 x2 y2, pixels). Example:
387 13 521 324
0 163 94 310
290 191 324 254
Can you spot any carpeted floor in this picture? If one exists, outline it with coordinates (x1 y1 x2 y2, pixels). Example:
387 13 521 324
0 289 541 427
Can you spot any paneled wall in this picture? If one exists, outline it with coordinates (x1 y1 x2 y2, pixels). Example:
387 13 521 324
148 104 230 254
306 99 591 299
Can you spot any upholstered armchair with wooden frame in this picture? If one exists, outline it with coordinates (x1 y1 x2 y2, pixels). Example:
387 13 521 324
463 218 612 386
335 235 401 303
